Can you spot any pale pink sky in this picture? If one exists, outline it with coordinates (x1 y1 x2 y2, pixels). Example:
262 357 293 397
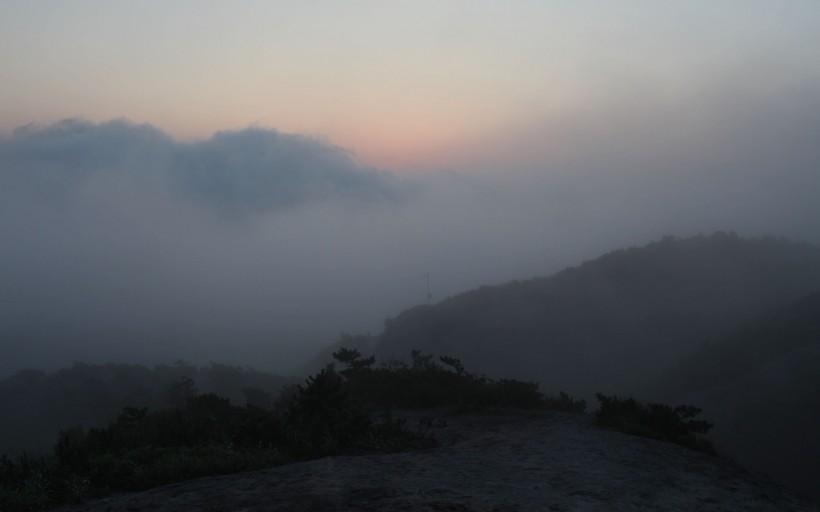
2 1 818 170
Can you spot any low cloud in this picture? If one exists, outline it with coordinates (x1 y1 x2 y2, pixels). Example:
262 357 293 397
0 120 412 374
1 119 404 216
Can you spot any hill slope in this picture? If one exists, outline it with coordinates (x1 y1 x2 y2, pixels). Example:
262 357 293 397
659 288 820 397
659 289 820 501
54 410 817 512
372 233 820 399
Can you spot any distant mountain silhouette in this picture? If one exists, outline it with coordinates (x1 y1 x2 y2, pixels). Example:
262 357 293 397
659 288 820 397
658 288 820 501
0 362 293 458
367 232 820 399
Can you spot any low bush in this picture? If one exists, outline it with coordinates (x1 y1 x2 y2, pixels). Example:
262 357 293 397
543 391 587 413
331 348 564 411
595 393 714 454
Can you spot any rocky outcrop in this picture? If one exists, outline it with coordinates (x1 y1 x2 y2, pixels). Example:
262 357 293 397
55 410 816 512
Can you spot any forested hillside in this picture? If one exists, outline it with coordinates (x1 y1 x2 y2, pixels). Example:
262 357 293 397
370 233 820 399
659 288 820 397
658 289 820 500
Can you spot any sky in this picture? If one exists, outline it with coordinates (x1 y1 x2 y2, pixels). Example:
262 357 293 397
3 1 819 169
1 1 820 375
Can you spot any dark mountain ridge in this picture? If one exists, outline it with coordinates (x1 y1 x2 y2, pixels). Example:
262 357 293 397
659 288 820 398
657 288 820 501
371 232 820 399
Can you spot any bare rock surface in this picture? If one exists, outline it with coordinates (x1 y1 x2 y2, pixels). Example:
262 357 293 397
55 410 817 512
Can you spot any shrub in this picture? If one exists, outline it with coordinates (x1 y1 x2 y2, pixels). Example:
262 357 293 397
543 391 587 413
331 348 559 411
285 367 373 458
595 393 714 454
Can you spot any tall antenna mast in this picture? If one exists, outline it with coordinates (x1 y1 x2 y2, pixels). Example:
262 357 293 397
424 272 432 305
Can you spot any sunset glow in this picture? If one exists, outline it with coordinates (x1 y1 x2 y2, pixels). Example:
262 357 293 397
4 2 817 171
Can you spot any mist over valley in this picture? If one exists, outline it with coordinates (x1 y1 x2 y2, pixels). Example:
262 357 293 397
2 108 819 377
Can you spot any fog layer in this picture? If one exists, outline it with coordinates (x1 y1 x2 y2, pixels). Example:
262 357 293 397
2 86 819 375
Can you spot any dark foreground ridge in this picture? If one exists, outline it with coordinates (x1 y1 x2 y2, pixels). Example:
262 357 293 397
55 410 816 512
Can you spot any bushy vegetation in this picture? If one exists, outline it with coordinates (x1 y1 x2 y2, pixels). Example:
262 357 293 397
0 361 294 460
594 393 714 454
0 349 573 511
0 350 721 512
330 348 553 410
3 349 720 510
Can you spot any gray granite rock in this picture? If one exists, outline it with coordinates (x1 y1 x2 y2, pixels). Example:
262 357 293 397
55 410 817 512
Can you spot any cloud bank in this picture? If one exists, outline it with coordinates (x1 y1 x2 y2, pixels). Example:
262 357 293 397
0 119 413 374
1 119 402 215
1 92 819 376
